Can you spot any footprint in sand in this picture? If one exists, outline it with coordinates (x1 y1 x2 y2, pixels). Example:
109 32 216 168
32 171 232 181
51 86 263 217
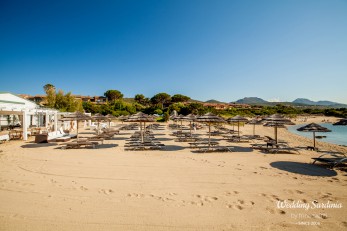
226 204 243 210
127 193 144 198
225 191 239 196
99 189 113 195
80 186 88 191
266 206 286 215
204 196 218 202
271 194 280 201
190 201 204 206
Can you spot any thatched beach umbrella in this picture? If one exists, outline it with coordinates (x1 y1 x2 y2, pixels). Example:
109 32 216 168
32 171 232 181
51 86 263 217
247 118 263 136
118 115 128 123
297 123 331 149
263 114 293 144
227 115 249 137
195 113 225 147
105 114 116 127
126 112 155 143
173 114 186 133
182 114 197 136
61 112 92 138
92 113 108 134
333 118 347 126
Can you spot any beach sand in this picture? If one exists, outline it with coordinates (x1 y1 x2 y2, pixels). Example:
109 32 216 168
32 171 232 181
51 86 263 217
0 116 346 230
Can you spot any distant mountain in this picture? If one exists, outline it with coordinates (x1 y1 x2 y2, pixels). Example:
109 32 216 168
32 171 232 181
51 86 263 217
292 98 346 106
205 99 225 104
234 97 268 104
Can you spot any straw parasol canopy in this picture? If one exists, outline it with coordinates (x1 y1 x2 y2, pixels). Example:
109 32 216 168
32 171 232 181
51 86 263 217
117 115 129 123
227 115 249 137
105 114 116 127
182 114 197 136
247 118 263 136
173 114 186 132
92 113 108 134
195 113 225 147
60 112 92 138
263 114 293 143
333 118 347 126
126 112 155 143
297 123 331 149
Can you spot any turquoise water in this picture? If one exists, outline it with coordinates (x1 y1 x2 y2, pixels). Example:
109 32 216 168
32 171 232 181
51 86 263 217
288 123 347 146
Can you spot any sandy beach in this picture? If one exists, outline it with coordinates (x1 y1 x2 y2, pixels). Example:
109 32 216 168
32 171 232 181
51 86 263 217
0 116 346 231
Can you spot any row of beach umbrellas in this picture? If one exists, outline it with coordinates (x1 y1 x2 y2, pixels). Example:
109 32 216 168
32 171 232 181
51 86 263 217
60 111 344 149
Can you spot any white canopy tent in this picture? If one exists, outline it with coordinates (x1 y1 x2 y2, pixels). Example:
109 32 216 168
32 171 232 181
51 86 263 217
0 92 58 140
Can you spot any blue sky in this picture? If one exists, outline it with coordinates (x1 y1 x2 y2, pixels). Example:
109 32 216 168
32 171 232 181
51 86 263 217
1 0 346 103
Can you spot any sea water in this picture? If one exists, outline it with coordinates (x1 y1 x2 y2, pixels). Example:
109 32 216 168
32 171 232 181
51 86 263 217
287 123 347 146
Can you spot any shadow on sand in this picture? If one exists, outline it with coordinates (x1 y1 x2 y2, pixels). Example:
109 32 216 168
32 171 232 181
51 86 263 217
97 144 118 149
21 142 58 148
230 146 254 153
270 161 337 177
54 143 118 150
163 145 186 151
155 137 174 141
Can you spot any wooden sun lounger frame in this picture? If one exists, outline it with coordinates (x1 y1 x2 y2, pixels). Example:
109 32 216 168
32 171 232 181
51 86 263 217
195 146 233 153
61 141 99 149
312 153 347 168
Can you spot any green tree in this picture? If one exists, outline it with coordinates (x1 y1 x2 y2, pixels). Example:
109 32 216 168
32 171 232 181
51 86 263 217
163 111 170 122
151 93 171 109
43 83 55 93
171 94 190 103
43 83 56 107
53 90 83 112
134 94 150 106
104 90 123 102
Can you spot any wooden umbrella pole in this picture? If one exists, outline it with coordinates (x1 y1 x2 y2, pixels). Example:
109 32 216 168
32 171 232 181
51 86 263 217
181 120 183 133
208 122 211 148
77 120 79 139
189 121 192 136
238 122 240 137
253 124 255 136
313 131 316 148
140 122 143 143
275 125 278 144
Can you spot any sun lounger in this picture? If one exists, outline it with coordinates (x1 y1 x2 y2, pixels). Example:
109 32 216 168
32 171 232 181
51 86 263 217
312 153 347 168
269 144 301 154
125 143 163 151
251 143 300 154
195 146 232 153
61 141 98 149
189 141 218 148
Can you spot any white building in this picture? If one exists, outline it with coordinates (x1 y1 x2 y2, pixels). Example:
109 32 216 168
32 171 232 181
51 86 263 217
0 92 58 140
